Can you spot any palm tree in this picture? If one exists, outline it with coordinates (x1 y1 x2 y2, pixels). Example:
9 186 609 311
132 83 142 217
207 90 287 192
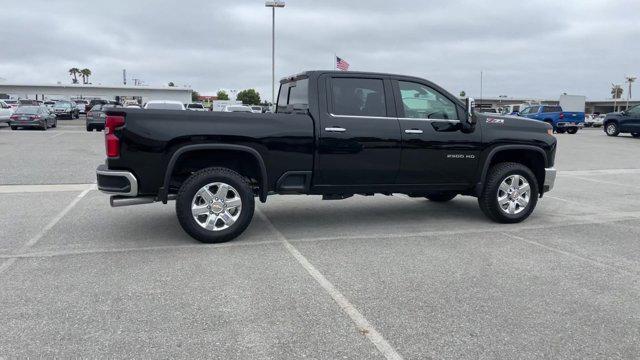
80 69 92 84
68 68 80 84
611 84 623 99
611 84 623 112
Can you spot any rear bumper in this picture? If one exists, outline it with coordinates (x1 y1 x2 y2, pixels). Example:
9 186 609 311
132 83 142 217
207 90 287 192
556 122 583 128
544 167 556 192
96 164 138 196
9 120 44 127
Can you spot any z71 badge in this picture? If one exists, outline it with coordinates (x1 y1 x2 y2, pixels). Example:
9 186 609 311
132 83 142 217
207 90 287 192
486 118 504 124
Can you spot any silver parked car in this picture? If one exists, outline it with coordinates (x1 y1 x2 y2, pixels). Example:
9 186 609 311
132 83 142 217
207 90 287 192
9 105 57 130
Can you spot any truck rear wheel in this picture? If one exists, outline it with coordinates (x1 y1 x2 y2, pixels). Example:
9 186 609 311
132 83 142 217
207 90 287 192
566 127 578 134
478 162 539 223
176 167 255 243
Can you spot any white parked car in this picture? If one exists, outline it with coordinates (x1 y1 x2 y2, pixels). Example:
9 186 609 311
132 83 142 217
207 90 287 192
73 99 89 114
592 114 605 127
143 100 185 110
223 105 253 113
0 100 14 123
186 103 208 111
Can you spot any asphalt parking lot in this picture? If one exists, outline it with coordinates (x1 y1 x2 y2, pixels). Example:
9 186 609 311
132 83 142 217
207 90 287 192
1 119 640 359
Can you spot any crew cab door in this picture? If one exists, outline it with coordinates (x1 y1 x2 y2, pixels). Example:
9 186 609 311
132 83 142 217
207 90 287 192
315 75 400 186
392 79 481 185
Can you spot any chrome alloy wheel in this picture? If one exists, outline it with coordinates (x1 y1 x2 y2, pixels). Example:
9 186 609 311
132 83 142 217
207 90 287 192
606 123 617 135
191 182 242 231
497 174 531 215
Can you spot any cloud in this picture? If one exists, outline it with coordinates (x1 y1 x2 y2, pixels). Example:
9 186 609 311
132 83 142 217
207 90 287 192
0 0 638 100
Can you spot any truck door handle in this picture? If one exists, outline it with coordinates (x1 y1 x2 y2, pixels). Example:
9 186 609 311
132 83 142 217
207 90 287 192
404 129 423 134
325 127 346 132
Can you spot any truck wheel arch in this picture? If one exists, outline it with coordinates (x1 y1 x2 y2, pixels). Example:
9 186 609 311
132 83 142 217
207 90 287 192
161 144 269 203
476 145 548 196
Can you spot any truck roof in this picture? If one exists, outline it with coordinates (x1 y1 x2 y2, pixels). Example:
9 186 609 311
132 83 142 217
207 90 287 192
281 70 436 83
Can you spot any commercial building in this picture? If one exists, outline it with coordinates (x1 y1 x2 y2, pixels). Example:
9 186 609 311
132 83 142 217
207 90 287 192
475 97 639 114
0 83 192 105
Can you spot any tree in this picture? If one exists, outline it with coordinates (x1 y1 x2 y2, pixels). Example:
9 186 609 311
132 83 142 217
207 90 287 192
80 68 92 84
236 88 261 105
68 68 80 84
168 82 175 87
611 84 623 99
459 90 466 97
191 90 200 102
216 90 229 100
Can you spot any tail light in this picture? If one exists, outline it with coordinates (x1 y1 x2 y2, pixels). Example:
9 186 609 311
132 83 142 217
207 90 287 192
10 115 19 120
559 113 564 119
105 115 125 158
87 112 93 118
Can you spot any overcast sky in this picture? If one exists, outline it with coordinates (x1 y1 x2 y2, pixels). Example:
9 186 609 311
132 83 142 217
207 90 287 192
1 0 638 101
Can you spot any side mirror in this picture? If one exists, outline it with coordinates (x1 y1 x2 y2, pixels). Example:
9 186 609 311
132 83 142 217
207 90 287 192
465 97 477 125
621 110 627 116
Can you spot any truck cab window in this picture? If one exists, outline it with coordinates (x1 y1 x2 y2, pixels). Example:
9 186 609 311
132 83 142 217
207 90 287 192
276 78 309 113
331 78 386 117
398 81 458 120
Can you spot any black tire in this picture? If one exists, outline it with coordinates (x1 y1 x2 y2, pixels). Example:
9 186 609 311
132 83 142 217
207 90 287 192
605 122 619 136
632 133 640 138
86 125 92 132
176 167 255 243
41 121 47 131
556 128 566 134
566 127 578 134
10 126 17 130
478 162 539 223
425 192 457 202
52 119 57 128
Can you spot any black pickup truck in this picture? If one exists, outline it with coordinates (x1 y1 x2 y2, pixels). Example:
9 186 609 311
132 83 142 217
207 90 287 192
97 71 557 243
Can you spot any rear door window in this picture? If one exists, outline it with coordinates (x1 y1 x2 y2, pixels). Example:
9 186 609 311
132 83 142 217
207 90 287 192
331 77 386 117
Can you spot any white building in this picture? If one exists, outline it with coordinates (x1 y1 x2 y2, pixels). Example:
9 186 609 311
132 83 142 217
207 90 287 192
0 83 192 105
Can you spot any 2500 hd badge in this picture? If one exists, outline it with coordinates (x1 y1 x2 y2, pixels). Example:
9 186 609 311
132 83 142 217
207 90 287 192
96 70 557 243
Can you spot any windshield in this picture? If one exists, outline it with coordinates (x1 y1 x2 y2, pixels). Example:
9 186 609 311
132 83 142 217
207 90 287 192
145 102 183 110
188 104 203 108
54 102 72 108
14 106 40 114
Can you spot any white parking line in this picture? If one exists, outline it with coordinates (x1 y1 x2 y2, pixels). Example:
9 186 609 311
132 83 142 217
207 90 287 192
503 232 636 276
567 175 638 189
256 209 404 360
0 187 92 275
0 183 96 194
559 168 640 176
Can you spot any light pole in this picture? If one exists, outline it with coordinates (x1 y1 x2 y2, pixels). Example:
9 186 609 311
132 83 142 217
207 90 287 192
265 1 285 106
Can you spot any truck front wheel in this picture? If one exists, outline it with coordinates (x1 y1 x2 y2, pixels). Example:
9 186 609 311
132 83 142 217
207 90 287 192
478 162 539 223
566 127 578 134
176 167 255 243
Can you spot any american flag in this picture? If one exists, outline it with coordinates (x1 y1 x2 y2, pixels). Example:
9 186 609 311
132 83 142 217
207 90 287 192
336 56 349 71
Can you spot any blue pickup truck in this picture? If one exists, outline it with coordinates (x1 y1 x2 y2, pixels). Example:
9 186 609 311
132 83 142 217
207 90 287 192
518 105 584 134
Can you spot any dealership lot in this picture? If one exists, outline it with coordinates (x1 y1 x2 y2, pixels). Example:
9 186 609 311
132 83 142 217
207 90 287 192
1 121 640 358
